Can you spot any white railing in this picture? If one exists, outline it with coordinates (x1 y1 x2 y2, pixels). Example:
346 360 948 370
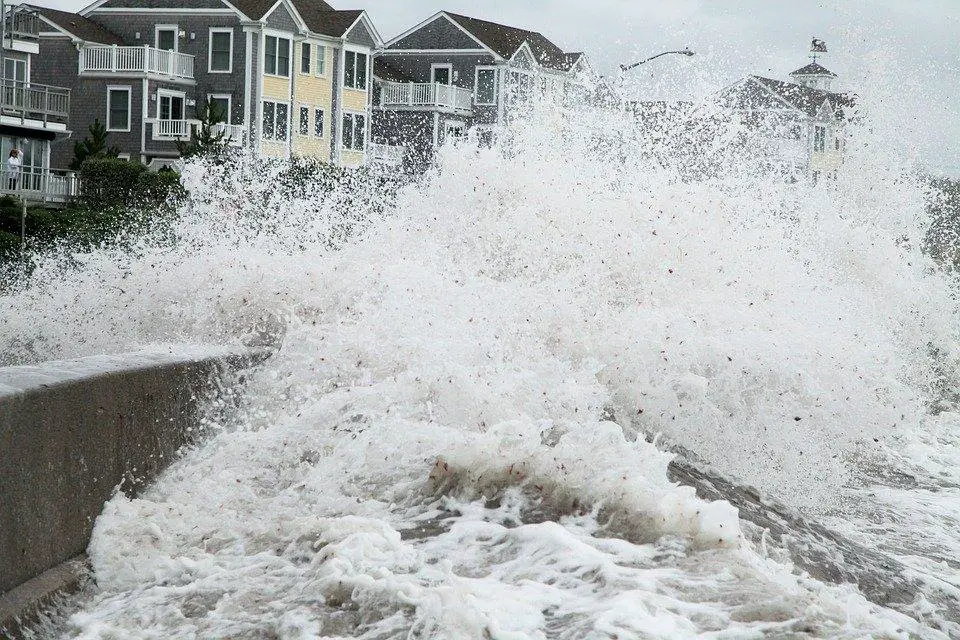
369 143 404 166
80 45 195 80
0 168 77 203
151 119 195 140
379 82 473 113
0 79 70 123
211 123 246 147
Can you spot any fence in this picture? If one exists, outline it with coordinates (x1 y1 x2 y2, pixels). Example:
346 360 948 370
80 45 195 80
0 168 77 203
0 80 70 124
379 82 473 113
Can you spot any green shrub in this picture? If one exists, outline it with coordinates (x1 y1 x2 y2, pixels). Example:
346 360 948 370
78 157 150 212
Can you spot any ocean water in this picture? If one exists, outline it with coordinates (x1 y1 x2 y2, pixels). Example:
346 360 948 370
4 97 960 638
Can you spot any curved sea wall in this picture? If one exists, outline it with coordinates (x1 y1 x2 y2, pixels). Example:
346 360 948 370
0 347 267 633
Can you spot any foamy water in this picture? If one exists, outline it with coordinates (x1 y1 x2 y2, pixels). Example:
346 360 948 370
4 98 960 637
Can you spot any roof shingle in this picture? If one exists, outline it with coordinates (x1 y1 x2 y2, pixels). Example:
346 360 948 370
445 12 570 71
29 3 125 44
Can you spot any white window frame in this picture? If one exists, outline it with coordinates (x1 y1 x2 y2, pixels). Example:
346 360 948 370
315 44 326 77
156 88 186 121
264 33 291 78
300 41 311 75
341 110 365 151
314 106 324 138
208 28 233 74
297 104 310 136
261 99 289 141
431 63 453 85
207 93 232 124
342 48 368 91
155 24 179 53
474 66 498 105
106 85 131 132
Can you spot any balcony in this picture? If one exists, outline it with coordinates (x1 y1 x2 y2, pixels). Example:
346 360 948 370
211 123 247 147
80 45 195 81
149 119 197 141
379 82 473 115
0 167 77 204
369 143 404 167
4 10 40 43
0 79 70 127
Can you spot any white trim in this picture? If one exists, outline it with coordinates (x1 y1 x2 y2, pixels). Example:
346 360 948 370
154 23 179 53
207 93 232 124
244 29 252 145
340 110 366 152
342 11 383 47
106 85 131 132
261 98 291 142
384 11 497 58
430 63 453 85
299 40 312 75
156 88 186 120
263 30 292 78
377 49 489 56
208 27 234 74
474 66 498 105
342 49 369 91
509 41 537 69
263 0 308 33
314 43 327 77
85 7 238 14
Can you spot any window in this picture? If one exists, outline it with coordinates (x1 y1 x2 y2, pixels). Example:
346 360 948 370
314 107 324 137
299 106 309 136
265 35 290 76
343 50 367 90
300 42 311 74
107 86 130 131
342 112 365 151
3 58 26 83
158 91 184 120
209 29 233 73
208 94 231 124
262 100 288 141
813 125 826 152
475 67 497 105
315 45 326 76
156 25 177 52
431 63 452 85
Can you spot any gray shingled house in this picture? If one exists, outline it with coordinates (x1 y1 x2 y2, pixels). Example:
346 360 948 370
371 11 597 171
0 5 74 203
28 0 378 169
716 62 855 179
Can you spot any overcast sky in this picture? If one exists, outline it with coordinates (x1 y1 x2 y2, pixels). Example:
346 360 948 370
47 0 960 176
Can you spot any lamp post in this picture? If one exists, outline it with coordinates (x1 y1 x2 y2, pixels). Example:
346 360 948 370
619 48 695 73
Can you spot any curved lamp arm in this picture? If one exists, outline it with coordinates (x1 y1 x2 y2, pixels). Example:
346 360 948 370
620 48 695 72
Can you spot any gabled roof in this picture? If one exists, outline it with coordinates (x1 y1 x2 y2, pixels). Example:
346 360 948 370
29 4 124 44
444 12 570 71
789 62 837 78
229 0 330 21
749 75 853 117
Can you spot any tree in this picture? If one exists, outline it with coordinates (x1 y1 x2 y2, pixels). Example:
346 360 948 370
176 97 228 159
71 119 121 170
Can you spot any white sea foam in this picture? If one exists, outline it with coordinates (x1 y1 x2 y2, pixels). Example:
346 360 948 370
4 95 960 637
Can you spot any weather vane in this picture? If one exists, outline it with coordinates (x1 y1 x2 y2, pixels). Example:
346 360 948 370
810 37 827 63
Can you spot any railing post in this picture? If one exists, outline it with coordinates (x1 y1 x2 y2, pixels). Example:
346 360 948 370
111 44 118 71
143 44 150 73
408 82 413 106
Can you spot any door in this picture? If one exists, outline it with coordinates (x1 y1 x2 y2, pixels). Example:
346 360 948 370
159 93 185 120
431 64 452 85
156 26 178 52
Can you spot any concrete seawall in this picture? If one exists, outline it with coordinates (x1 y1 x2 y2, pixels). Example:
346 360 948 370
0 347 267 633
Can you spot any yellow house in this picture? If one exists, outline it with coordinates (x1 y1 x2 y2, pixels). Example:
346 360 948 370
240 0 380 167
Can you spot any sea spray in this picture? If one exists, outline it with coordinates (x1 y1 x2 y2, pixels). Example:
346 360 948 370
3 97 958 636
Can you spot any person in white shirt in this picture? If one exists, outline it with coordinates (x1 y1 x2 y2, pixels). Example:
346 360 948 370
6 148 21 191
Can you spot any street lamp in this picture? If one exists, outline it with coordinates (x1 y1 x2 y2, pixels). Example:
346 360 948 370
620 48 695 72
